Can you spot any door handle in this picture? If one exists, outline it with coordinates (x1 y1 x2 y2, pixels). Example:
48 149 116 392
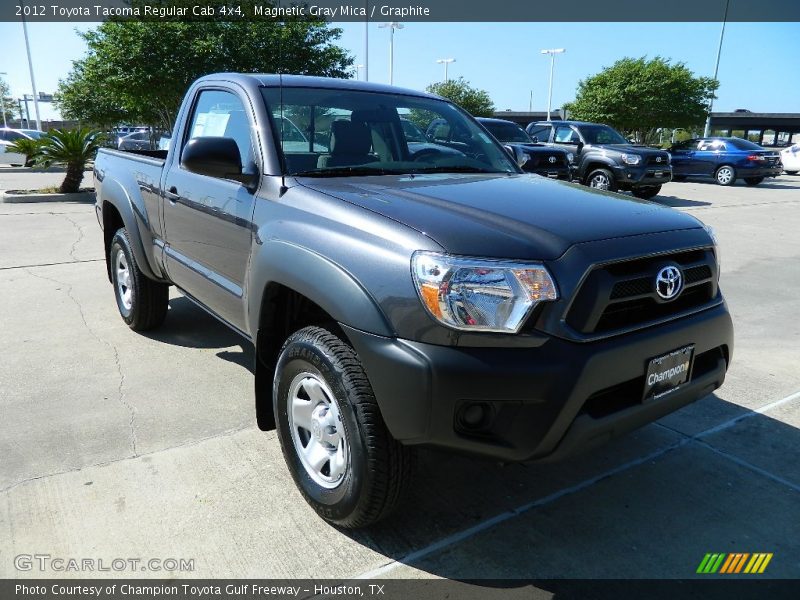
164 186 179 203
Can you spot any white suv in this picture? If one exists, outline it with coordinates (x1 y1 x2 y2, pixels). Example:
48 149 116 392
0 128 44 166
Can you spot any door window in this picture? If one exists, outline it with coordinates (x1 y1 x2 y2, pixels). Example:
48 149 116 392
554 126 579 143
186 89 255 172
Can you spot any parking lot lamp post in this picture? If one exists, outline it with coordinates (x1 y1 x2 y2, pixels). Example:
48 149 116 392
541 48 565 122
704 0 730 137
436 58 456 83
20 3 42 131
378 22 404 85
0 72 7 127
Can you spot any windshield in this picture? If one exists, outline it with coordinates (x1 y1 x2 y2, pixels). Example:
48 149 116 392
481 121 531 143
261 86 518 177
577 124 628 145
21 130 43 140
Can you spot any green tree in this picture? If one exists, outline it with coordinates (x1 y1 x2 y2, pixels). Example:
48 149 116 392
564 57 718 145
55 2 353 131
35 128 104 193
426 77 495 117
0 77 19 125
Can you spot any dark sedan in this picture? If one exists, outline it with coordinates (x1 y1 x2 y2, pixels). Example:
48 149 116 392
476 117 571 180
669 137 782 186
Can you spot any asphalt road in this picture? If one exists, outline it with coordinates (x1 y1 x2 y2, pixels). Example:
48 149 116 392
1 174 798 584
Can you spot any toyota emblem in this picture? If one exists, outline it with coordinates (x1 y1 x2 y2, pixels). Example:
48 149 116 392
548 156 557 164
656 156 662 163
655 265 683 300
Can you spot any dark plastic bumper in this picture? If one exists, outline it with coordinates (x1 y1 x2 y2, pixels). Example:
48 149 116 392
611 164 673 187
739 166 782 178
342 302 733 462
525 165 571 180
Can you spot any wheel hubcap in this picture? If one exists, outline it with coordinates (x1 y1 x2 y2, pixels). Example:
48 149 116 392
115 250 133 310
718 168 732 184
590 173 610 189
288 373 348 489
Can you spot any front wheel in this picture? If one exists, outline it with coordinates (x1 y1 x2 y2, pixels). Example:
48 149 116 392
109 228 169 331
631 185 662 199
785 171 798 175
715 165 736 186
744 177 764 186
585 168 617 192
274 326 414 528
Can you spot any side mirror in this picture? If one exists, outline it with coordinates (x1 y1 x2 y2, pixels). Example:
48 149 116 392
504 145 529 168
181 137 255 185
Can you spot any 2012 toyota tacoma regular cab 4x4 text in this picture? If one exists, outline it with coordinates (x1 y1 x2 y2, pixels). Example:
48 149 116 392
94 74 733 528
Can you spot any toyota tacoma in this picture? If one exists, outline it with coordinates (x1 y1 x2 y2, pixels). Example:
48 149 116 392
94 74 733 528
527 120 672 198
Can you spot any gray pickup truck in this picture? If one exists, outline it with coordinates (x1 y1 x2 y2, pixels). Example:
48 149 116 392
94 73 733 528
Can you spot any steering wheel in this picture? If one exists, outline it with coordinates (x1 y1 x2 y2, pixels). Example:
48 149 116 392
411 148 444 162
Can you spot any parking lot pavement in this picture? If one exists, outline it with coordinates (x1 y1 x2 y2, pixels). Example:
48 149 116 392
1 175 798 580
0 168 94 192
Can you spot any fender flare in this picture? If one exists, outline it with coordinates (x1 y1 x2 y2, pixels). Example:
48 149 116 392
579 155 617 181
247 239 394 339
100 178 164 282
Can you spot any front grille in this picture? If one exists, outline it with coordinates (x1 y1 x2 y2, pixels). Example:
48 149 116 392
566 248 718 336
527 152 566 167
646 154 670 166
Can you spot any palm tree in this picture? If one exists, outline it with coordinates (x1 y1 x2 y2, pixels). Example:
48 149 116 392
36 128 104 193
5 137 43 167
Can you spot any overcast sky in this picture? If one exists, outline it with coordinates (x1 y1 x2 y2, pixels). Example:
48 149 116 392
0 20 797 123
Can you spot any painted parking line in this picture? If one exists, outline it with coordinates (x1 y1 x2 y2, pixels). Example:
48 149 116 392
353 388 800 579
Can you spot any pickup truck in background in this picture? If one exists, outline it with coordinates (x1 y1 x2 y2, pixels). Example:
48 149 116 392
527 120 672 199
475 117 571 180
94 73 733 528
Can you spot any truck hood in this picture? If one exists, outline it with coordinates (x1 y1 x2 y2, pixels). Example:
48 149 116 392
298 173 701 260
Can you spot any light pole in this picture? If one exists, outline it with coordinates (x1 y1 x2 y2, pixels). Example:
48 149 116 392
364 2 369 82
540 48 565 122
20 2 42 131
436 58 456 83
378 22 403 85
0 71 7 127
704 0 730 137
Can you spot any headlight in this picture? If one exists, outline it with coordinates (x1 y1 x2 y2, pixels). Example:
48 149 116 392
411 251 558 333
704 224 721 275
566 152 575 163
620 154 641 165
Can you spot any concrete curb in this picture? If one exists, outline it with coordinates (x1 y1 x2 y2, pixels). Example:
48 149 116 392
0 190 95 204
0 167 69 174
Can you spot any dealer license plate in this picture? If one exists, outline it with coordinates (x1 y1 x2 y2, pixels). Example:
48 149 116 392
643 345 694 400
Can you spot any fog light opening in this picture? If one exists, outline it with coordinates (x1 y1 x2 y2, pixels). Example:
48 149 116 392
457 402 493 431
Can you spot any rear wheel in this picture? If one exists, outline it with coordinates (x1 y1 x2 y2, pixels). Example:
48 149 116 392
744 177 764 186
274 326 414 528
631 186 662 199
110 228 169 331
783 170 797 175
715 165 736 186
585 168 617 192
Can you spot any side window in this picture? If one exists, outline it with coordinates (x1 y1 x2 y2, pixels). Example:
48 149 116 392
554 126 577 143
6 131 24 142
672 140 695 152
528 126 552 143
186 89 255 172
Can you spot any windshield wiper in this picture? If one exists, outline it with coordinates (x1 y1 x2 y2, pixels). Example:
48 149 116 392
410 165 505 174
293 166 405 178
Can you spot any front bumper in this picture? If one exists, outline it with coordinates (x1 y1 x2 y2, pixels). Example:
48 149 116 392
525 165 571 180
342 302 732 462
611 164 673 187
